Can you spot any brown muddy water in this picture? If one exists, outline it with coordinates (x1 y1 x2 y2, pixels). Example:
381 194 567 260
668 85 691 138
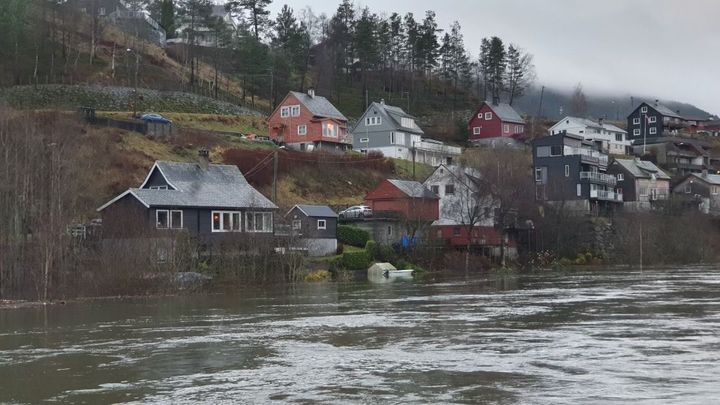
1 267 719 404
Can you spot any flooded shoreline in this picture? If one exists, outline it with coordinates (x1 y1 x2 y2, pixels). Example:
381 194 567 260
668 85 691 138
1 267 719 403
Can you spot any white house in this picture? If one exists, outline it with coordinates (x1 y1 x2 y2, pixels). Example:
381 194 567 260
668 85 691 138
549 116 629 155
422 164 495 228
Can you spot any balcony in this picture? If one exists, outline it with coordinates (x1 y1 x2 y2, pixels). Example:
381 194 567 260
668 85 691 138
590 189 623 202
580 171 617 186
564 146 608 166
639 188 670 201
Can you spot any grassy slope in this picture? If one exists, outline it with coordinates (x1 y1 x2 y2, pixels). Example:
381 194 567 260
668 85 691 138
99 111 268 135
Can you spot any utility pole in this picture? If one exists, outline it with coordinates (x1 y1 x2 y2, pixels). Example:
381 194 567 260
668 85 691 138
537 85 545 117
272 150 279 203
412 141 416 180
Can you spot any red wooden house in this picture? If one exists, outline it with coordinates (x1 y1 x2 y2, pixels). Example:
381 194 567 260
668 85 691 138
268 89 351 152
365 179 439 222
468 100 525 142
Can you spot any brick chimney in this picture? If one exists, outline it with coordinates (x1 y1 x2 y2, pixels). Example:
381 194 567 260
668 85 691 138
198 149 210 170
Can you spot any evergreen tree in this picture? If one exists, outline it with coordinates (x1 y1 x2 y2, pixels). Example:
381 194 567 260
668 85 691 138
328 0 356 80
481 36 506 102
505 44 535 105
227 0 272 40
403 12 419 73
417 10 440 78
478 38 491 100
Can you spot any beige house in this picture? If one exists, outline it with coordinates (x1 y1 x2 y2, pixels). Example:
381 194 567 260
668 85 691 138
607 158 671 211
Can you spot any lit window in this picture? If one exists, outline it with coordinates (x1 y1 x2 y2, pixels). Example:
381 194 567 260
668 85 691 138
322 122 338 137
212 211 242 232
297 124 307 135
484 112 492 120
473 127 481 135
317 219 326 230
156 210 169 229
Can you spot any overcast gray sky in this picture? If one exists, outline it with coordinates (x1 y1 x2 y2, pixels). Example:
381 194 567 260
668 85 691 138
265 0 719 115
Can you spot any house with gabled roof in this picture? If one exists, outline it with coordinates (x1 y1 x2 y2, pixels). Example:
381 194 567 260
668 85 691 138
351 100 461 165
284 204 338 256
468 100 525 144
549 116 629 155
627 100 690 141
365 179 439 222
268 89 350 153
672 172 720 215
607 158 671 210
98 151 277 243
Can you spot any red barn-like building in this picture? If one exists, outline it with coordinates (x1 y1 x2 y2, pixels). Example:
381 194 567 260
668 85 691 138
468 101 525 142
268 90 351 152
365 179 439 222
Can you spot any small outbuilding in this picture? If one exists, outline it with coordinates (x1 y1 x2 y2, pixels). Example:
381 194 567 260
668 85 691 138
285 204 339 256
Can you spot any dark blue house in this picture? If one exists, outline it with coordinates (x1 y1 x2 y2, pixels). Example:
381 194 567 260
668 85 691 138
626 100 688 141
532 132 623 212
98 154 277 244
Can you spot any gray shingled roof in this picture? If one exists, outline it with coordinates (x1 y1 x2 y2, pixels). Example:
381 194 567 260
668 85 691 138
99 161 277 211
691 173 720 185
294 204 338 218
377 102 424 135
487 102 525 124
388 179 439 199
290 91 347 121
614 159 671 180
648 102 684 119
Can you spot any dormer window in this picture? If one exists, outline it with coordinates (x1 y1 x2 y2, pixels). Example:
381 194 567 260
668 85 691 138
149 185 169 190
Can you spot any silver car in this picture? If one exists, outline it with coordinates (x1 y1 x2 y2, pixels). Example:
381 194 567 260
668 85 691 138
339 205 373 219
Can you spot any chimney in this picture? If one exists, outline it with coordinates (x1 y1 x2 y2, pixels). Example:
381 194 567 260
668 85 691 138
380 98 385 105
655 99 659 107
308 88 315 98
198 149 210 170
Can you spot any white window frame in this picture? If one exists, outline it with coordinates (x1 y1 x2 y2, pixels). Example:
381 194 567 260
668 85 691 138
617 174 624 181
641 106 648 113
245 211 273 233
170 210 183 229
317 219 327 230
535 168 543 182
577 184 582 197
280 106 290 118
564 165 570 177
649 127 657 135
365 116 381 126
633 118 640 125
359 137 369 143
633 129 640 136
473 127 481 135
292 219 302 230
211 210 242 233
290 105 301 117
149 185 169 190
156 210 169 229
297 124 307 136
649 116 657 123
322 122 338 138
484 112 492 120
503 124 510 133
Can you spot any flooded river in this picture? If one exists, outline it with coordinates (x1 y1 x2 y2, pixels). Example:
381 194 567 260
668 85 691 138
1 267 719 404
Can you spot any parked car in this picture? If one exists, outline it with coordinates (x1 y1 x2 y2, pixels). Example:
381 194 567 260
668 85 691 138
141 113 172 124
339 205 373 219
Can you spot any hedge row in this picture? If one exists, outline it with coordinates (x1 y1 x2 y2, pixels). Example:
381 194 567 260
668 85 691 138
337 225 370 248
341 251 372 270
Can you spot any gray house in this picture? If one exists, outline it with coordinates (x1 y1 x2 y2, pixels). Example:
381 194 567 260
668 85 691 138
285 205 338 256
98 154 277 244
351 100 461 165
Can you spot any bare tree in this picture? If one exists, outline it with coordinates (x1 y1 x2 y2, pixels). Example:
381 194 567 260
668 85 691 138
571 82 588 117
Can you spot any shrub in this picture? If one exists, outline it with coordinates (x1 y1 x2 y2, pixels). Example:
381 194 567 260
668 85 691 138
341 251 372 270
337 225 370 248
365 240 379 260
304 270 331 282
